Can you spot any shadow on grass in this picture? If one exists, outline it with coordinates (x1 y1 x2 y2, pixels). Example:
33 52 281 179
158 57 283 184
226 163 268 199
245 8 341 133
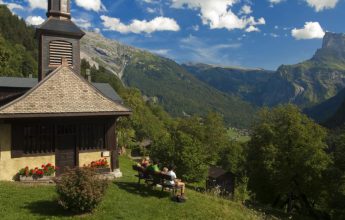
114 181 171 199
24 200 76 217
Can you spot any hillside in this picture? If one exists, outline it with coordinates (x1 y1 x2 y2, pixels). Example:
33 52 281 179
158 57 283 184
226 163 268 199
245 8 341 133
0 156 279 220
0 5 37 78
324 95 345 128
80 32 256 128
304 87 345 123
184 63 274 106
185 32 345 108
256 32 345 107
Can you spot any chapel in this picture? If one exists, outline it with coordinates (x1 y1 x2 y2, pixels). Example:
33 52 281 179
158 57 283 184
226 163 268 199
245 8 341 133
0 0 131 180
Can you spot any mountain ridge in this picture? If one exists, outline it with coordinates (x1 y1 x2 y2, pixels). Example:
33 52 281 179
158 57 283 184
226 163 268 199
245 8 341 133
80 31 256 128
186 32 345 108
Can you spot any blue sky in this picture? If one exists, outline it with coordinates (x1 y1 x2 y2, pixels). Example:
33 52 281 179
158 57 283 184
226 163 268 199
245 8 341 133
2 0 345 70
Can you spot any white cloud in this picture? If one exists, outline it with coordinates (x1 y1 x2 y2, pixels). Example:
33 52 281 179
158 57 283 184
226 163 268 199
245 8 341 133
170 0 265 32
245 25 259 32
75 0 106 12
150 49 170 56
147 7 156 13
25 15 44 26
72 18 92 29
270 33 279 38
26 0 47 10
305 0 339 12
179 34 241 65
0 0 24 12
268 0 284 5
93 28 101 33
240 5 252 15
101 15 180 34
291 22 325 40
7 3 24 11
192 25 199 31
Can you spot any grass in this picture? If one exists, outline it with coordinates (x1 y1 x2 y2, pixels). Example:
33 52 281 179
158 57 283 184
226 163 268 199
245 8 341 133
0 156 273 220
228 128 251 143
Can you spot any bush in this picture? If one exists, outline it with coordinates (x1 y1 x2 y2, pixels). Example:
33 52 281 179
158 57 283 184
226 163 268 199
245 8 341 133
56 167 108 213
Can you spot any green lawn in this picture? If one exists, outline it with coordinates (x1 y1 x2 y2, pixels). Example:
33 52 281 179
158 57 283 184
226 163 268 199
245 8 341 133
0 156 270 220
228 128 251 143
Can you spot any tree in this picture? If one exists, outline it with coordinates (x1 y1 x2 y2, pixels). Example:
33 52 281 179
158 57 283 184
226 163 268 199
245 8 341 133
325 131 345 219
204 112 229 164
172 130 208 182
247 105 331 214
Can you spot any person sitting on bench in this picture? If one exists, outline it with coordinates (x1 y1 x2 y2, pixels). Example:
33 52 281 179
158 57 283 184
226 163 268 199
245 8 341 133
137 156 150 168
166 165 186 196
146 159 160 173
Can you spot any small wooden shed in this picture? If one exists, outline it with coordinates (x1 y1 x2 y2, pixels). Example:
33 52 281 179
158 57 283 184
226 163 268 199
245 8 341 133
206 167 235 196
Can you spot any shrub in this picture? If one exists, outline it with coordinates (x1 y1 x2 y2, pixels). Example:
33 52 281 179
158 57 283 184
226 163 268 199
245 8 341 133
56 167 108 213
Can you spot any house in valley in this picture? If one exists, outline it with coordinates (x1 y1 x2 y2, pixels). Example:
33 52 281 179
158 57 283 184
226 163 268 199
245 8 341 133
206 167 235 197
0 0 131 180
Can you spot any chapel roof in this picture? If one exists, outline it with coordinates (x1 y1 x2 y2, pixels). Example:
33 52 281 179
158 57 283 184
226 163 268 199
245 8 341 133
37 17 85 37
0 65 131 118
0 77 123 103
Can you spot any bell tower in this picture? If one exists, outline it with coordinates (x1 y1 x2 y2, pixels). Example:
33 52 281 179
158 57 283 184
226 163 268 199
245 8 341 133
36 0 85 81
47 0 71 19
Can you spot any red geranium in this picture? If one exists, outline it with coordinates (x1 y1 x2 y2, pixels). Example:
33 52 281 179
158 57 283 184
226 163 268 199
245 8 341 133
89 158 109 168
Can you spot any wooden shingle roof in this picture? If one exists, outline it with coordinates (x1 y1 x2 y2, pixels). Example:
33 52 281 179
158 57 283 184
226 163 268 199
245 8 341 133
0 65 131 118
0 77 123 103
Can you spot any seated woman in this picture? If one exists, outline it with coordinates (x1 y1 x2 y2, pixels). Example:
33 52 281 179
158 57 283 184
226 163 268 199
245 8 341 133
138 156 150 168
166 165 186 196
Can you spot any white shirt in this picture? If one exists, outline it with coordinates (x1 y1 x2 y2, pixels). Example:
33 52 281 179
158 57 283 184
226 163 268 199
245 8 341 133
167 170 177 185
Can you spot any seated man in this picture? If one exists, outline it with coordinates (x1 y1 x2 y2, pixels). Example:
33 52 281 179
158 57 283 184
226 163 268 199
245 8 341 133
166 165 186 196
146 159 160 173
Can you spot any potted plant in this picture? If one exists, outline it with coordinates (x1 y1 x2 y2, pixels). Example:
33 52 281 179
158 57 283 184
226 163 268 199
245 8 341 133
88 158 111 174
18 163 57 182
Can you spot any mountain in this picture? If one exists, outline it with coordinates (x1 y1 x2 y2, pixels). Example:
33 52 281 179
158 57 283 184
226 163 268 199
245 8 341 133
80 32 255 128
183 63 274 106
186 32 345 108
324 96 345 128
263 32 345 107
304 87 345 123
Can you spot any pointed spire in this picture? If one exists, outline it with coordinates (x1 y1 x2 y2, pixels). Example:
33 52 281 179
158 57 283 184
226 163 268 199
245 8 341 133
47 0 71 19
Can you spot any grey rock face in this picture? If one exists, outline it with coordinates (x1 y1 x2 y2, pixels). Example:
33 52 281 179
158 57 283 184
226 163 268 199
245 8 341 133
80 31 139 79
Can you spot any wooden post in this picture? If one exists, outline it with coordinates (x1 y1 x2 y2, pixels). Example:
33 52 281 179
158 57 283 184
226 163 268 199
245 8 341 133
107 118 117 172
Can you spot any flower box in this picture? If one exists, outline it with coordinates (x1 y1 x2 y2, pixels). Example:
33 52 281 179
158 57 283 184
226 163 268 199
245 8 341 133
94 167 111 174
17 163 57 183
19 175 54 183
86 158 110 173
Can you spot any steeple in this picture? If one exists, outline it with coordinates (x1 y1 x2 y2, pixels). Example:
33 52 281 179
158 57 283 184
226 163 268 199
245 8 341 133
36 0 85 81
47 0 71 19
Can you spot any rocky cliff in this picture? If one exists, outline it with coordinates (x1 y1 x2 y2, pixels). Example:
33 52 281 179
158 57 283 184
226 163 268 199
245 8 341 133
80 32 139 79
188 32 345 108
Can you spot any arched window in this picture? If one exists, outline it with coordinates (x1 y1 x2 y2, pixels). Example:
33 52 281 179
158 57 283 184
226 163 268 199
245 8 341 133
49 40 73 66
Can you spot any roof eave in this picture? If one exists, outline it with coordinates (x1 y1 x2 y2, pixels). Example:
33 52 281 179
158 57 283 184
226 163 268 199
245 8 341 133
0 111 132 119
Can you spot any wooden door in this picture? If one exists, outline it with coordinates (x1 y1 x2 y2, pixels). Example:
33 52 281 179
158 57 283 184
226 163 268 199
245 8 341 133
55 124 77 176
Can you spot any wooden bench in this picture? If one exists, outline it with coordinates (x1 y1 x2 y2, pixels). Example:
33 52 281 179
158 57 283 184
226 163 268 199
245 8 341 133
159 173 182 195
132 165 182 195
